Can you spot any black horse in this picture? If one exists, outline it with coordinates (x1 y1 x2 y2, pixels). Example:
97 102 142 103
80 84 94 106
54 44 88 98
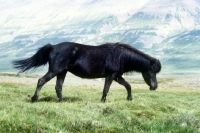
13 42 161 103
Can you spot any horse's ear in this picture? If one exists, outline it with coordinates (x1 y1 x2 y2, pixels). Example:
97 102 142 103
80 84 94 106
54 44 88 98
150 59 161 73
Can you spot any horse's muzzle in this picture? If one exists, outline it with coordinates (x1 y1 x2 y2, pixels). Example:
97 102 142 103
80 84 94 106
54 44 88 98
149 85 157 90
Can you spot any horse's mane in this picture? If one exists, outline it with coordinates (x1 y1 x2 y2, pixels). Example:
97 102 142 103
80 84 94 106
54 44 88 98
103 42 154 60
115 42 154 60
103 42 161 73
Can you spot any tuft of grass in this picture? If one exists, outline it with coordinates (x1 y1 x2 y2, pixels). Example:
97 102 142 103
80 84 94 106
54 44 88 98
0 76 200 133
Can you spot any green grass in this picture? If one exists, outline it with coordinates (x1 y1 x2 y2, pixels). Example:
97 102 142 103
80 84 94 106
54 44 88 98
0 77 200 133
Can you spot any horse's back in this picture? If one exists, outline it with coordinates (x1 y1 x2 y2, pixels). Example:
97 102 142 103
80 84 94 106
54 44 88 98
66 43 111 78
48 42 112 78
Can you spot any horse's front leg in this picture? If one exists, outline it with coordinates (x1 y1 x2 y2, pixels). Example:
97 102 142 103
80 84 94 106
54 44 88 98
101 74 116 103
115 76 132 101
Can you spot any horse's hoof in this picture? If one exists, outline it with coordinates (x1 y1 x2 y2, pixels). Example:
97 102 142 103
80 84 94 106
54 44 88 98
101 97 106 103
31 96 38 103
101 98 106 103
58 98 63 102
127 97 133 101
101 101 105 103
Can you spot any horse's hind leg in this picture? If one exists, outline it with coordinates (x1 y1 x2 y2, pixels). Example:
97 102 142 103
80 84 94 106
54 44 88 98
31 71 56 102
55 71 67 102
115 76 132 101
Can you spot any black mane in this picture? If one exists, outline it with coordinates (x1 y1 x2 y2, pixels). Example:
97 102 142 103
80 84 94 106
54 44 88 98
104 42 160 73
115 42 155 60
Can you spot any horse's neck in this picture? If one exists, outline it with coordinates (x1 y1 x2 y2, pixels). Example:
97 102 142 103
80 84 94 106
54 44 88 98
123 53 151 73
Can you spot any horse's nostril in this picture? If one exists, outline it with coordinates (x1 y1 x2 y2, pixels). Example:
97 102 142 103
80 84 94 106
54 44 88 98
150 87 155 90
150 85 157 90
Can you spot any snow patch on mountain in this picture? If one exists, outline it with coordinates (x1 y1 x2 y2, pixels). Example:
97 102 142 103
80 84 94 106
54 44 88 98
1 0 200 74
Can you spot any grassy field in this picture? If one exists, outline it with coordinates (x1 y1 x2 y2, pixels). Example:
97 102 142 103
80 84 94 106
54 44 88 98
0 73 200 133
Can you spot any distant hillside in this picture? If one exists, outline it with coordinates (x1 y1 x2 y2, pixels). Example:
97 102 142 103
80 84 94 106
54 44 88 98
1 0 200 75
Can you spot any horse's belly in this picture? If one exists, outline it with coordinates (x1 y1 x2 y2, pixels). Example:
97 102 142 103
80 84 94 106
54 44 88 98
69 69 105 79
68 53 107 78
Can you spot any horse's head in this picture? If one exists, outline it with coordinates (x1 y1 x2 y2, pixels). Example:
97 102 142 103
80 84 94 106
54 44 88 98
142 70 158 90
142 59 161 90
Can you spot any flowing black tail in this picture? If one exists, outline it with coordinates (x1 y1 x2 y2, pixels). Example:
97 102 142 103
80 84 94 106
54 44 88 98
12 44 53 73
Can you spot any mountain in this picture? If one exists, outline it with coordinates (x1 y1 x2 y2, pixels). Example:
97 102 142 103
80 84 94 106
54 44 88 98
0 0 200 75
160 28 200 74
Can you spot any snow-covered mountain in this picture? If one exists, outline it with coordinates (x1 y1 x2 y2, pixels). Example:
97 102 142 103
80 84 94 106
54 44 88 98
1 0 200 74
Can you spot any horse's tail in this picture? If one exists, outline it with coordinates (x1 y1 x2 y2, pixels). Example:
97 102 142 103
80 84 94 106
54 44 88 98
12 44 53 73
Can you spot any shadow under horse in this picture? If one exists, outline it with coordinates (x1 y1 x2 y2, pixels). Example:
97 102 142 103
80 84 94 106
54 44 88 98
13 42 161 103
